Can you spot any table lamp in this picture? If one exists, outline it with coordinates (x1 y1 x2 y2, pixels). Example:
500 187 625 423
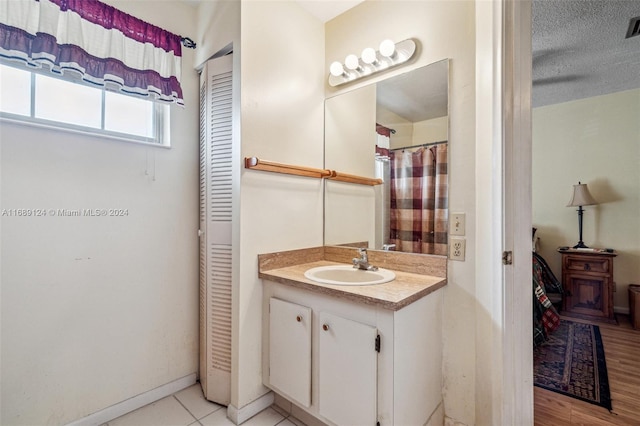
567 181 598 249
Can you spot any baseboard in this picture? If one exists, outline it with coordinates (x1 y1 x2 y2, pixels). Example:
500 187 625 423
227 391 274 425
65 373 197 426
615 306 630 315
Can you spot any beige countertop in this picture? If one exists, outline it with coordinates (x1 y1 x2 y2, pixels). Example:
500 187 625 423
259 259 447 311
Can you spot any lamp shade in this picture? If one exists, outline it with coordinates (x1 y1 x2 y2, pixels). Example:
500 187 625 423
567 182 597 207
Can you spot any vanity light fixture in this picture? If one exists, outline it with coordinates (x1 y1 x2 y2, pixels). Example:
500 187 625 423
361 47 378 65
379 39 396 58
328 38 417 87
329 61 347 77
344 54 361 71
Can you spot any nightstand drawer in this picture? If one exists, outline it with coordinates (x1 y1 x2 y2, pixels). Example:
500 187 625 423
564 256 609 273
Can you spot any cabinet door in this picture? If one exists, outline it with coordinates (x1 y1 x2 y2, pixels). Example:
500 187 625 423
269 298 312 407
318 311 377 426
564 273 609 318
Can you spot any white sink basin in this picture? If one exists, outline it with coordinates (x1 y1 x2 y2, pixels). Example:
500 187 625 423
304 265 395 286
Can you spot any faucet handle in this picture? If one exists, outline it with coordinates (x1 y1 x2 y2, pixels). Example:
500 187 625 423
358 247 368 262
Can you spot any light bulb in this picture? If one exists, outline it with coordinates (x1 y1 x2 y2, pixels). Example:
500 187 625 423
361 47 377 65
379 39 396 58
329 61 344 77
345 54 360 70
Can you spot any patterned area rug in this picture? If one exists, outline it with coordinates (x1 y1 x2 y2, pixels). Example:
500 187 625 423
533 319 612 410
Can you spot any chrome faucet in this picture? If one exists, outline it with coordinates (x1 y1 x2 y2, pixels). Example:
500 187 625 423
352 248 378 271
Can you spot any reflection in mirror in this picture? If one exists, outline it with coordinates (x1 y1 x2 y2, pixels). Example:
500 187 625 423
324 59 449 255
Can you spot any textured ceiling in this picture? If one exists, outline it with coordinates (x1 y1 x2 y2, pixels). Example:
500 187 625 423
186 0 639 108
532 0 640 107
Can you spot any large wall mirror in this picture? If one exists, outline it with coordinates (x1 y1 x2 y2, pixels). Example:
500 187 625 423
324 59 449 255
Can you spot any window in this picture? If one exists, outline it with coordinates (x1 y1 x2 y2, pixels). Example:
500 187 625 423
0 63 169 146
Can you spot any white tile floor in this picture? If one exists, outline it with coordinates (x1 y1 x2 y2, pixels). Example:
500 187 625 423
104 384 304 426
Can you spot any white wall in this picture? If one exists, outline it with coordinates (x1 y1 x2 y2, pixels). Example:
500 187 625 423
192 0 324 413
413 116 449 145
325 84 377 177
380 111 449 149
326 2 477 424
379 107 414 150
533 88 640 312
236 1 326 410
196 2 511 424
324 83 377 248
0 2 200 424
324 180 377 247
194 0 240 68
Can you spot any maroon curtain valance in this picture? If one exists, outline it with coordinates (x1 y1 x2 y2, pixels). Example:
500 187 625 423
0 0 185 105
48 0 182 54
376 123 394 137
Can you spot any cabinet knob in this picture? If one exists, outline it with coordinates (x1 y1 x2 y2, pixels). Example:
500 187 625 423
322 324 330 331
296 315 302 322
584 263 591 271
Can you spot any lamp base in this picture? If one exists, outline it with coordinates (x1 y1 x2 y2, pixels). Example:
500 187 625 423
573 241 589 249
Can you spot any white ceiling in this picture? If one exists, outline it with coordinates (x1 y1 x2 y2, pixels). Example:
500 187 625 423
376 60 448 123
532 0 640 107
295 0 364 22
180 0 364 18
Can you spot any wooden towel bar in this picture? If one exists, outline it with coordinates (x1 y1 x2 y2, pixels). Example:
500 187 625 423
244 157 382 186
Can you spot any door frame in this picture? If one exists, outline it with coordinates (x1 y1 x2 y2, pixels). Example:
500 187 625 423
475 0 533 424
502 0 533 423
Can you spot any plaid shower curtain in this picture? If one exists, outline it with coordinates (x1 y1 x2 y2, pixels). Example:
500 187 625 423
389 144 448 255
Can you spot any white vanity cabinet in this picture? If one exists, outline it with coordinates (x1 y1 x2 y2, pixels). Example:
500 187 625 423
318 311 378 426
269 298 312 408
263 280 443 426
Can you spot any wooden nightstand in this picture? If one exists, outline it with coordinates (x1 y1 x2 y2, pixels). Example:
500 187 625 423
558 248 617 323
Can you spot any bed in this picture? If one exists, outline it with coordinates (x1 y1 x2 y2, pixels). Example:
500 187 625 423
533 251 563 346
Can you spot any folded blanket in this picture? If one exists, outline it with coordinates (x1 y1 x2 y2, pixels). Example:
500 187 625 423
533 252 561 346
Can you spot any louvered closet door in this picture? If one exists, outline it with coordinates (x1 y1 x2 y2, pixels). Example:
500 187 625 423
199 54 234 405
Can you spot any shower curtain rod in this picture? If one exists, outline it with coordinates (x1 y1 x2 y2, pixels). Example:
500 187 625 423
390 140 447 152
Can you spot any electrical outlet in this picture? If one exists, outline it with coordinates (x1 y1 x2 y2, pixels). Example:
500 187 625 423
449 238 466 261
450 213 466 236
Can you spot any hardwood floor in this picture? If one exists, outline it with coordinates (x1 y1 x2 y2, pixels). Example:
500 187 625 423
534 315 640 426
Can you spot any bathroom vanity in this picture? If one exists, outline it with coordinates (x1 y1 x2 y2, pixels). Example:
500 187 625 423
259 246 446 426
